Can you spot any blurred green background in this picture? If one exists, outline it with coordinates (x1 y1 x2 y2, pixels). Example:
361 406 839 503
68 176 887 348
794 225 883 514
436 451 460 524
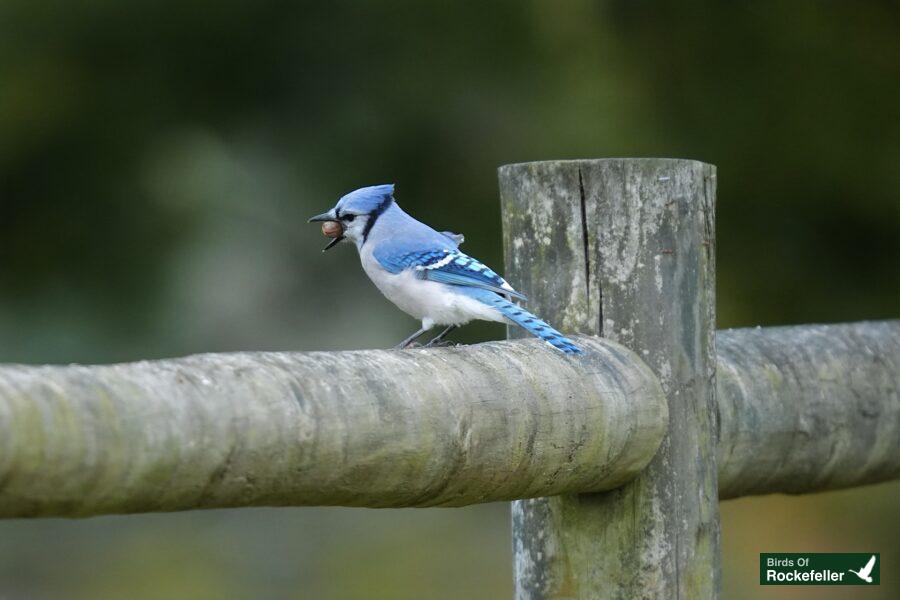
1 1 898 598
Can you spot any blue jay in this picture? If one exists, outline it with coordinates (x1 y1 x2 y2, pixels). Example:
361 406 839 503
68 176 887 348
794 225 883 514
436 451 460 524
309 184 582 354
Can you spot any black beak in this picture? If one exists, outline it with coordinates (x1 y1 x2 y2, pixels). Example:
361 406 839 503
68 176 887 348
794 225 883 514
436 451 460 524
321 236 343 252
308 211 335 223
308 210 343 251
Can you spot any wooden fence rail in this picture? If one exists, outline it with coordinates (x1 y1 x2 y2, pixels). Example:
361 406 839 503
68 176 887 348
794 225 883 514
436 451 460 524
0 336 667 517
717 321 900 499
0 321 896 520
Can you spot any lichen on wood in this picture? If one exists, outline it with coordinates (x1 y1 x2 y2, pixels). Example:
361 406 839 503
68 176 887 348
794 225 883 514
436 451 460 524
0 336 667 518
716 320 900 498
501 158 720 599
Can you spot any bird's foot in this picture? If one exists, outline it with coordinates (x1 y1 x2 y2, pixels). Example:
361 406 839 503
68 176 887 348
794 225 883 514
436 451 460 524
394 327 430 350
421 325 458 348
423 339 458 348
393 341 422 350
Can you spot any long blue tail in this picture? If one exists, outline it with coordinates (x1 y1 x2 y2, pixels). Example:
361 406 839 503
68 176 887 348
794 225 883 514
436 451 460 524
468 289 583 355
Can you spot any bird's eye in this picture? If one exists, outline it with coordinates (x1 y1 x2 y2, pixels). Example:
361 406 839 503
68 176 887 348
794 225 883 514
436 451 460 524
343 214 356 222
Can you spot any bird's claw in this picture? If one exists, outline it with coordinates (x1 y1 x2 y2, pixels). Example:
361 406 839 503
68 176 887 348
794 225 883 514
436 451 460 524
393 341 422 350
423 339 458 348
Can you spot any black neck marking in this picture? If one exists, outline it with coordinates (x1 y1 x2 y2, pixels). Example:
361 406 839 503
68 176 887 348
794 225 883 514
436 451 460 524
362 193 393 244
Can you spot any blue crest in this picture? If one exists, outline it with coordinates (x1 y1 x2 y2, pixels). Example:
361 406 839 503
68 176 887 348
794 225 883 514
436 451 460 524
336 184 395 215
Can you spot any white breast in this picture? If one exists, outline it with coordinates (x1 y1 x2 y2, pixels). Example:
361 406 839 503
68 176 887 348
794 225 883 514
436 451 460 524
359 245 505 329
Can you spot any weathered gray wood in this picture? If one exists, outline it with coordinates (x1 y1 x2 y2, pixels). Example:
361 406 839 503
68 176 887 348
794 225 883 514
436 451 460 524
716 320 900 498
501 159 720 599
0 336 667 518
0 321 897 521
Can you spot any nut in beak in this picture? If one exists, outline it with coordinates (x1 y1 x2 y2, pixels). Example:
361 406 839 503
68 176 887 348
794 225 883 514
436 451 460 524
321 221 343 238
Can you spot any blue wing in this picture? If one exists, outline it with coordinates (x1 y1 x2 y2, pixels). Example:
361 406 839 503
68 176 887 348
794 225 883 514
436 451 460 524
419 253 527 301
372 238 526 301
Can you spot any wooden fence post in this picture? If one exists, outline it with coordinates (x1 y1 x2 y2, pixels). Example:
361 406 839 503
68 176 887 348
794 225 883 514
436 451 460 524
500 159 720 599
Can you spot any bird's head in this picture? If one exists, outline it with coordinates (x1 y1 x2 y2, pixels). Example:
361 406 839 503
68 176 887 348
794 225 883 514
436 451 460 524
308 184 395 251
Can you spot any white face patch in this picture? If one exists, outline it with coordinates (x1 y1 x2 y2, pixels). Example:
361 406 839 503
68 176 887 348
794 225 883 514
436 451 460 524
339 213 370 244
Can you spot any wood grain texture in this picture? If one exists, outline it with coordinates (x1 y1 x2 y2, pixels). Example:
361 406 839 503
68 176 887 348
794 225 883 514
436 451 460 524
717 320 900 498
0 336 667 518
501 159 720 599
0 321 896 521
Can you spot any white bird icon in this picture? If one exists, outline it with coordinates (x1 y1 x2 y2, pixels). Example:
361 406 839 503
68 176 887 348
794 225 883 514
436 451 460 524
848 555 876 583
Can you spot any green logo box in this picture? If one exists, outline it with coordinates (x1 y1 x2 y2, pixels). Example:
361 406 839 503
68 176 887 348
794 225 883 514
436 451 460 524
760 553 880 585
